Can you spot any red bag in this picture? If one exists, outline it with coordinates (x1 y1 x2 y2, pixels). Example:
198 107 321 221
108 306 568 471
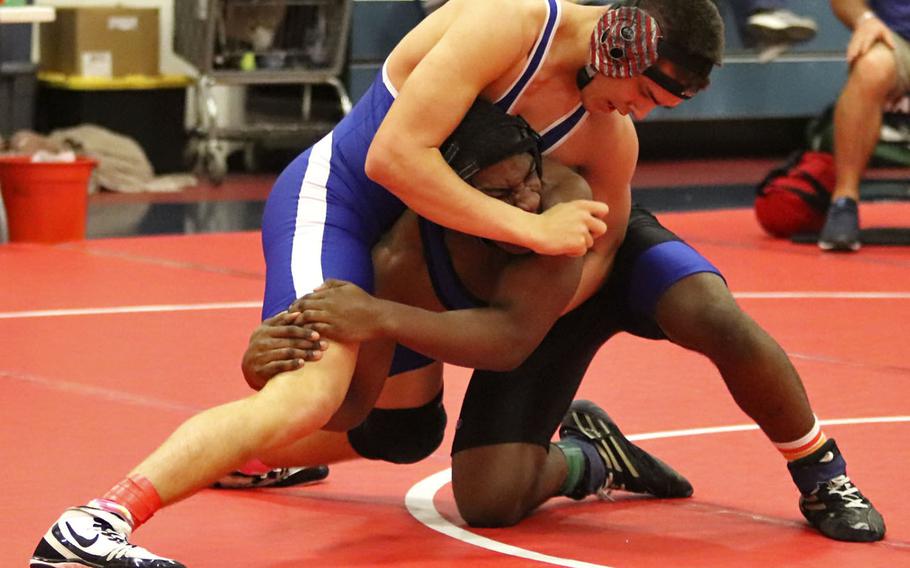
754 150 835 238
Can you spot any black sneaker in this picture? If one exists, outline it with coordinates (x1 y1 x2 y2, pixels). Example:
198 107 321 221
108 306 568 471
30 505 184 567
819 197 861 251
787 439 885 542
213 465 329 489
559 400 693 499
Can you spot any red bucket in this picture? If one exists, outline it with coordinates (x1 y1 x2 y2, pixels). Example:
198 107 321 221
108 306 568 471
0 156 97 243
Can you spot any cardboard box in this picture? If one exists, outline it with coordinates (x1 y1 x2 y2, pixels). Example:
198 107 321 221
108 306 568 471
40 7 159 78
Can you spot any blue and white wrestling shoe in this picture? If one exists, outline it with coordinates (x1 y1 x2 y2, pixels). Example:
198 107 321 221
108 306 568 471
213 465 329 489
30 505 184 567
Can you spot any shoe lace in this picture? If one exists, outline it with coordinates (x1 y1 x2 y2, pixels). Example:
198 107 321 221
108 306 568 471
823 475 868 509
595 472 617 501
267 468 291 481
93 519 147 561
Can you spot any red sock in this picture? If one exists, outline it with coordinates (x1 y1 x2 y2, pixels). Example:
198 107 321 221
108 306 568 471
94 474 163 529
238 458 274 475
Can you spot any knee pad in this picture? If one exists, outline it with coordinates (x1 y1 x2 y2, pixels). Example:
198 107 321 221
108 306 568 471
347 390 446 464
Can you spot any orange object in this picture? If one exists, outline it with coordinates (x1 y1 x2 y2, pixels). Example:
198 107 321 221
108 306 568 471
0 155 96 243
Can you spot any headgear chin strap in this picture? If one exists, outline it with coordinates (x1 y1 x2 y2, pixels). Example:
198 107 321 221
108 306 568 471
580 1 715 100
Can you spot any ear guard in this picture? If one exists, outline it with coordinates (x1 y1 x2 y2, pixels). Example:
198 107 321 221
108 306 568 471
579 2 716 100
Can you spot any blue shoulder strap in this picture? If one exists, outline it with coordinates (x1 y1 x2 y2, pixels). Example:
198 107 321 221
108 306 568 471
418 217 486 311
495 0 560 112
538 103 589 154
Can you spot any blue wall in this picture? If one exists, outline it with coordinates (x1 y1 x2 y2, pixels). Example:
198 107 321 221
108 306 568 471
348 0 850 121
348 0 424 102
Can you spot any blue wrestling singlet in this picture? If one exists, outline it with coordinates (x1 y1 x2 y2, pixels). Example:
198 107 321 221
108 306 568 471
387 0 580 374
260 65 406 319
494 0 590 156
389 218 488 375
262 0 582 322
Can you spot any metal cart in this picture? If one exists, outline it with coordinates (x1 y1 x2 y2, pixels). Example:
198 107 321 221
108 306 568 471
174 0 352 183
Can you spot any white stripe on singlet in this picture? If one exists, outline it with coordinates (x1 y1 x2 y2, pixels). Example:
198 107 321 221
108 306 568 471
291 132 333 296
382 60 399 99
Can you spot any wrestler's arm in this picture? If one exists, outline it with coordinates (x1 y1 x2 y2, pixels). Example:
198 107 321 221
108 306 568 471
377 162 590 368
302 255 580 372
366 1 607 256
396 255 582 371
560 115 638 313
294 163 592 371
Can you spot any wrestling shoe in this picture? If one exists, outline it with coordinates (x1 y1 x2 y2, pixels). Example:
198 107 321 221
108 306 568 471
819 197 861 252
30 505 184 567
787 439 885 542
213 465 329 489
558 400 692 500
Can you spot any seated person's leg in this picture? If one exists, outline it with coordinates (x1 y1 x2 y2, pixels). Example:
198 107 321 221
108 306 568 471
833 43 902 202
823 41 904 250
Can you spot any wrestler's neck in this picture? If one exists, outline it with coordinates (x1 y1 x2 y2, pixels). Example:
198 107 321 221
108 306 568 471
545 2 607 76
507 3 605 111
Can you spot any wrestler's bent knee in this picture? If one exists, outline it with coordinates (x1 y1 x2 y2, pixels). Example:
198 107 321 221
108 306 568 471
451 444 547 528
347 391 446 464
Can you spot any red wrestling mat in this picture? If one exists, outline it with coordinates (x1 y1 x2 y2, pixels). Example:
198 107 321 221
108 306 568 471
2 204 909 567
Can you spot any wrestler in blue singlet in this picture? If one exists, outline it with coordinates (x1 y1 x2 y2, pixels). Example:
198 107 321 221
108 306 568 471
385 0 721 377
260 0 572 323
494 0 722 322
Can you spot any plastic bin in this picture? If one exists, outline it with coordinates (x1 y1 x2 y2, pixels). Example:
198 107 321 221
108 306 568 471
0 155 96 243
36 73 191 174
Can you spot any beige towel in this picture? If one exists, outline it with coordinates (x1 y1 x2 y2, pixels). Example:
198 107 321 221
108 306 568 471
49 124 196 193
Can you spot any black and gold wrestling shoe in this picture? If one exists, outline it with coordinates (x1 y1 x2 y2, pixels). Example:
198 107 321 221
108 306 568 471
557 400 693 500
788 439 885 542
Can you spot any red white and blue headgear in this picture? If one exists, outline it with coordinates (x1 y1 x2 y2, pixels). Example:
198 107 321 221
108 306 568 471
579 0 716 100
